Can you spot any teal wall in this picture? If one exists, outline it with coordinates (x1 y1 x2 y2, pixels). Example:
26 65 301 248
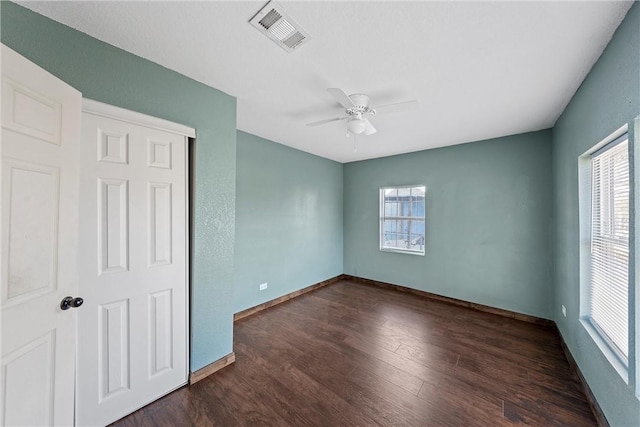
344 130 554 319
3 2 639 423
234 131 343 313
1 2 237 372
552 3 640 425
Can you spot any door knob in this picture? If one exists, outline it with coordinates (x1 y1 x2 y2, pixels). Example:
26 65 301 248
60 296 84 310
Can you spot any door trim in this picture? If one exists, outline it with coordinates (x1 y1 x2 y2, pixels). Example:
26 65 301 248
82 99 196 138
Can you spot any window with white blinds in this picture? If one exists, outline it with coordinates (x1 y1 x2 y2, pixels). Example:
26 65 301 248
589 134 629 362
380 186 426 255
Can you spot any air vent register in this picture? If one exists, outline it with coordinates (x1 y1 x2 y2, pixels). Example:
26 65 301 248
250 1 311 53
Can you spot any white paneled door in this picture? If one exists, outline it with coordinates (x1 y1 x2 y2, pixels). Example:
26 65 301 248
1 45 82 426
77 105 189 426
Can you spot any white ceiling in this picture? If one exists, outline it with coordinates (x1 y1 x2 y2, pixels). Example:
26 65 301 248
18 1 633 163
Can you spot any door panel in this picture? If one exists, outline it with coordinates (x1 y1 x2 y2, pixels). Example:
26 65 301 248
77 109 188 426
99 299 130 400
2 77 62 145
98 178 129 274
149 289 174 376
3 160 59 303
149 182 172 266
1 44 81 427
2 331 55 426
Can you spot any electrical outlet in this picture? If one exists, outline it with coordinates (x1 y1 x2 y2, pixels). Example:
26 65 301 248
561 305 567 317
259 283 268 291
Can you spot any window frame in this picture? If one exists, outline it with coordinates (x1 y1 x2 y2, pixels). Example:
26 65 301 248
379 185 426 256
578 124 630 383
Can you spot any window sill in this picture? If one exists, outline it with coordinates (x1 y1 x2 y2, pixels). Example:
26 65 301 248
380 248 425 256
579 317 628 384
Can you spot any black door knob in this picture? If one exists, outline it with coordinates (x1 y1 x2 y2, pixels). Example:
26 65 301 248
60 296 84 310
60 296 73 310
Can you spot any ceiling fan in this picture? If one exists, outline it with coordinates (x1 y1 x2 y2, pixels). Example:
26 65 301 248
306 88 419 136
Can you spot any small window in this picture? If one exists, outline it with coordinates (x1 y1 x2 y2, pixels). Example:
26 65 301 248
380 185 425 255
584 131 629 367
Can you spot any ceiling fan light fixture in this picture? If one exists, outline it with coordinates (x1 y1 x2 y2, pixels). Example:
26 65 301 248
348 117 366 134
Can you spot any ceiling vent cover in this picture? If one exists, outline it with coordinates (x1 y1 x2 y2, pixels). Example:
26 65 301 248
250 1 311 53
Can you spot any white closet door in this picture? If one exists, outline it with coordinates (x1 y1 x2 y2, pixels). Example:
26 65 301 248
77 107 188 426
1 44 81 426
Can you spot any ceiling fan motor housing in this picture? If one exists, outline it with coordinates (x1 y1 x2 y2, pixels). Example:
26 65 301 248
346 94 375 116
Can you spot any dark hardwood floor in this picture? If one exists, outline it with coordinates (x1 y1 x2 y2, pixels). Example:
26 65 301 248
112 279 597 426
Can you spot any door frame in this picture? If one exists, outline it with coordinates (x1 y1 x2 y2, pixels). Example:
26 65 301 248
80 98 194 399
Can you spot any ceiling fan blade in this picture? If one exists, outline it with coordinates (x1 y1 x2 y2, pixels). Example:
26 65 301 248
327 88 355 108
363 118 377 136
306 116 347 127
372 100 419 114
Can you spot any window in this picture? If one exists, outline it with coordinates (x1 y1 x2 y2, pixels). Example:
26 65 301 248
380 185 425 255
585 132 629 367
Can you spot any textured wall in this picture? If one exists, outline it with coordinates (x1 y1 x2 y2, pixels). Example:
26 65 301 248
4 4 639 423
1 2 237 371
344 130 554 319
552 3 640 425
234 131 343 313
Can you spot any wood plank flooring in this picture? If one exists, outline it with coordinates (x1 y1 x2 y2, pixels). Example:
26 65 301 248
111 279 597 426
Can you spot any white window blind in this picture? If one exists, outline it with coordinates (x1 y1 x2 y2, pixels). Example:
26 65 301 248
589 135 629 361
